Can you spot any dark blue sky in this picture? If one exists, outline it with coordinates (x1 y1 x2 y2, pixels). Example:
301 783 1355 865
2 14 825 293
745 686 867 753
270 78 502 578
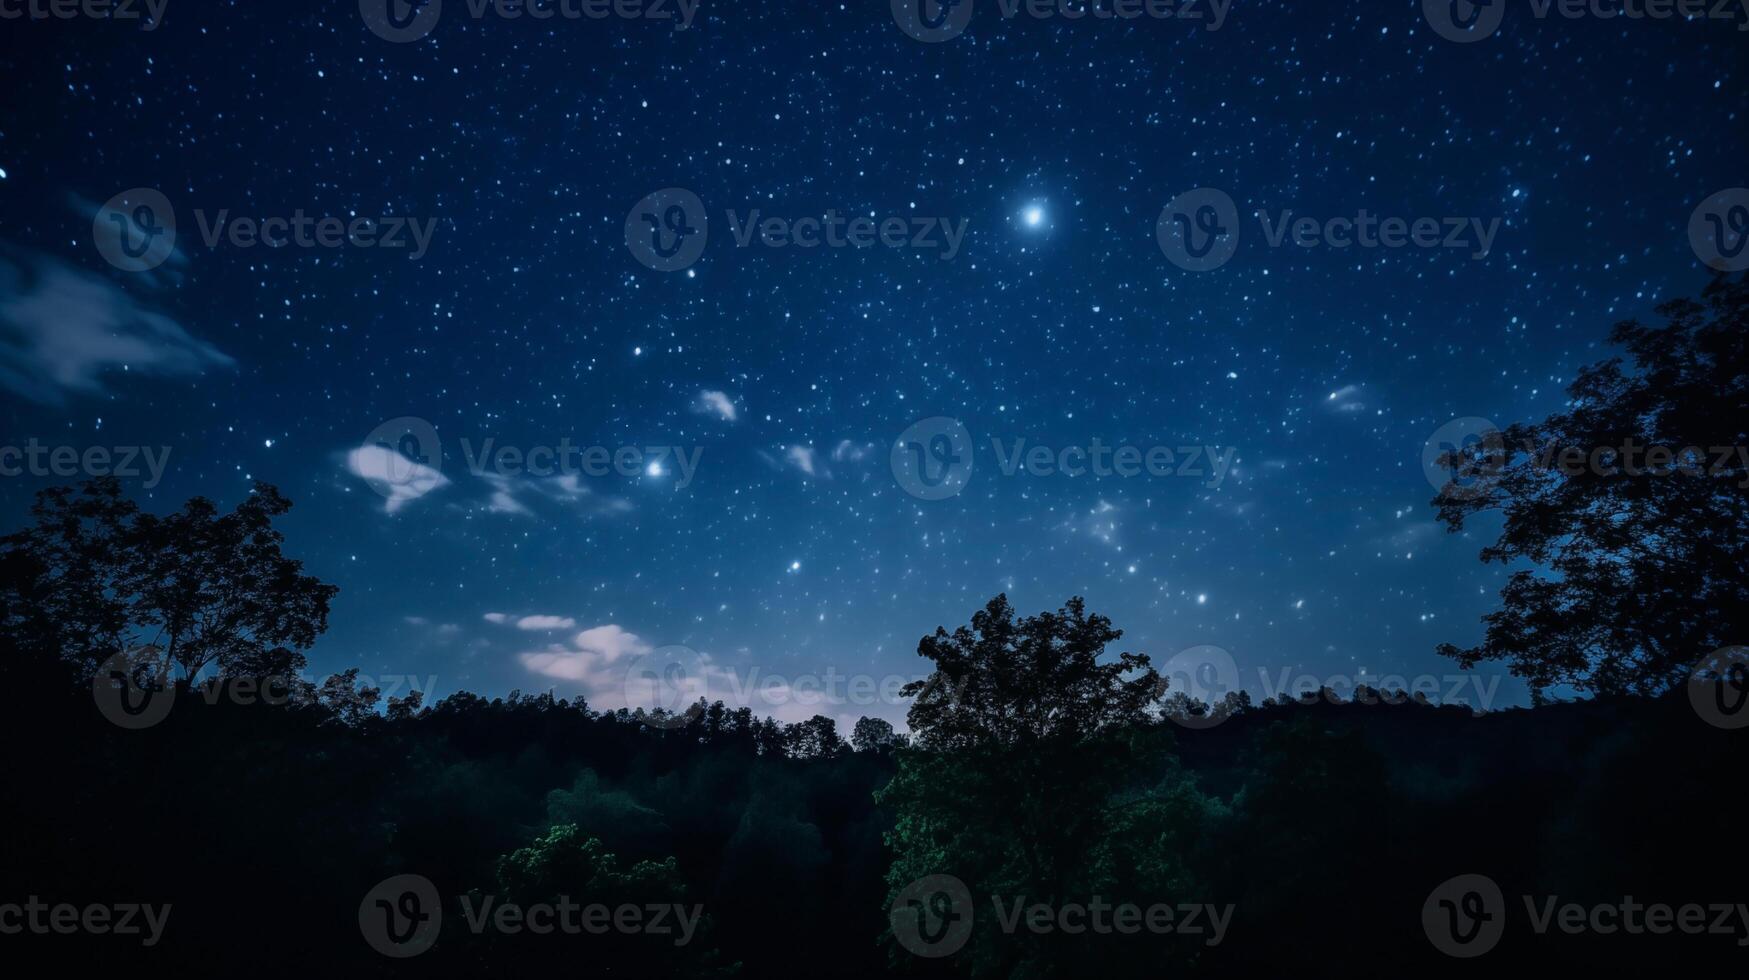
2 1 1744 728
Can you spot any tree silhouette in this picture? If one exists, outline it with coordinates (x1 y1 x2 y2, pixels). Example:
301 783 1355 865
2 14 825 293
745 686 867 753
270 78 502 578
1434 274 1749 698
1 477 338 684
899 594 1164 749
880 596 1205 977
850 715 904 753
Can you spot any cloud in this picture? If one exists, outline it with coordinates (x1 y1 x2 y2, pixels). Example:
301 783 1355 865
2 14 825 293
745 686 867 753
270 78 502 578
786 445 820 477
475 471 632 518
831 439 876 464
1323 384 1369 414
483 613 510 624
519 624 655 688
696 389 738 422
0 247 232 404
346 444 450 513
515 615 577 631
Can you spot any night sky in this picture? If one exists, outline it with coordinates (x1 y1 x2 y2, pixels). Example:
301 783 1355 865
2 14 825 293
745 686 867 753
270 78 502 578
2 1 1744 728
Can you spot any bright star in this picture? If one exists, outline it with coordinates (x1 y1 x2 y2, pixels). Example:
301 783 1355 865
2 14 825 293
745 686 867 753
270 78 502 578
1023 205 1044 227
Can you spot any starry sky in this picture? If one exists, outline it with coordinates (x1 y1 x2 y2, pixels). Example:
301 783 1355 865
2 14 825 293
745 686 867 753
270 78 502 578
1 1 1743 728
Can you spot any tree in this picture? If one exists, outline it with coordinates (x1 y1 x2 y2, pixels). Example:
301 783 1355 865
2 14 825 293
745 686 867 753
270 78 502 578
850 716 904 753
0 478 338 684
1433 274 1749 698
879 596 1209 978
899 594 1164 749
782 713 845 758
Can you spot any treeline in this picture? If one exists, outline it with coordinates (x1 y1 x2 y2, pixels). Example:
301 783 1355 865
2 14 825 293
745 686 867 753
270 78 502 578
0 638 1736 977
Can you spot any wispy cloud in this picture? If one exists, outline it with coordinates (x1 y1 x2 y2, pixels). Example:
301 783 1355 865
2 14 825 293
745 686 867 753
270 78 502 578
696 389 738 422
518 624 655 687
346 444 449 513
0 247 231 404
476 471 632 518
786 445 820 477
514 615 577 631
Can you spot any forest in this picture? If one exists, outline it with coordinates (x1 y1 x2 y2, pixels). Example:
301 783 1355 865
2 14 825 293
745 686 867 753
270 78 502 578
2 276 1746 977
